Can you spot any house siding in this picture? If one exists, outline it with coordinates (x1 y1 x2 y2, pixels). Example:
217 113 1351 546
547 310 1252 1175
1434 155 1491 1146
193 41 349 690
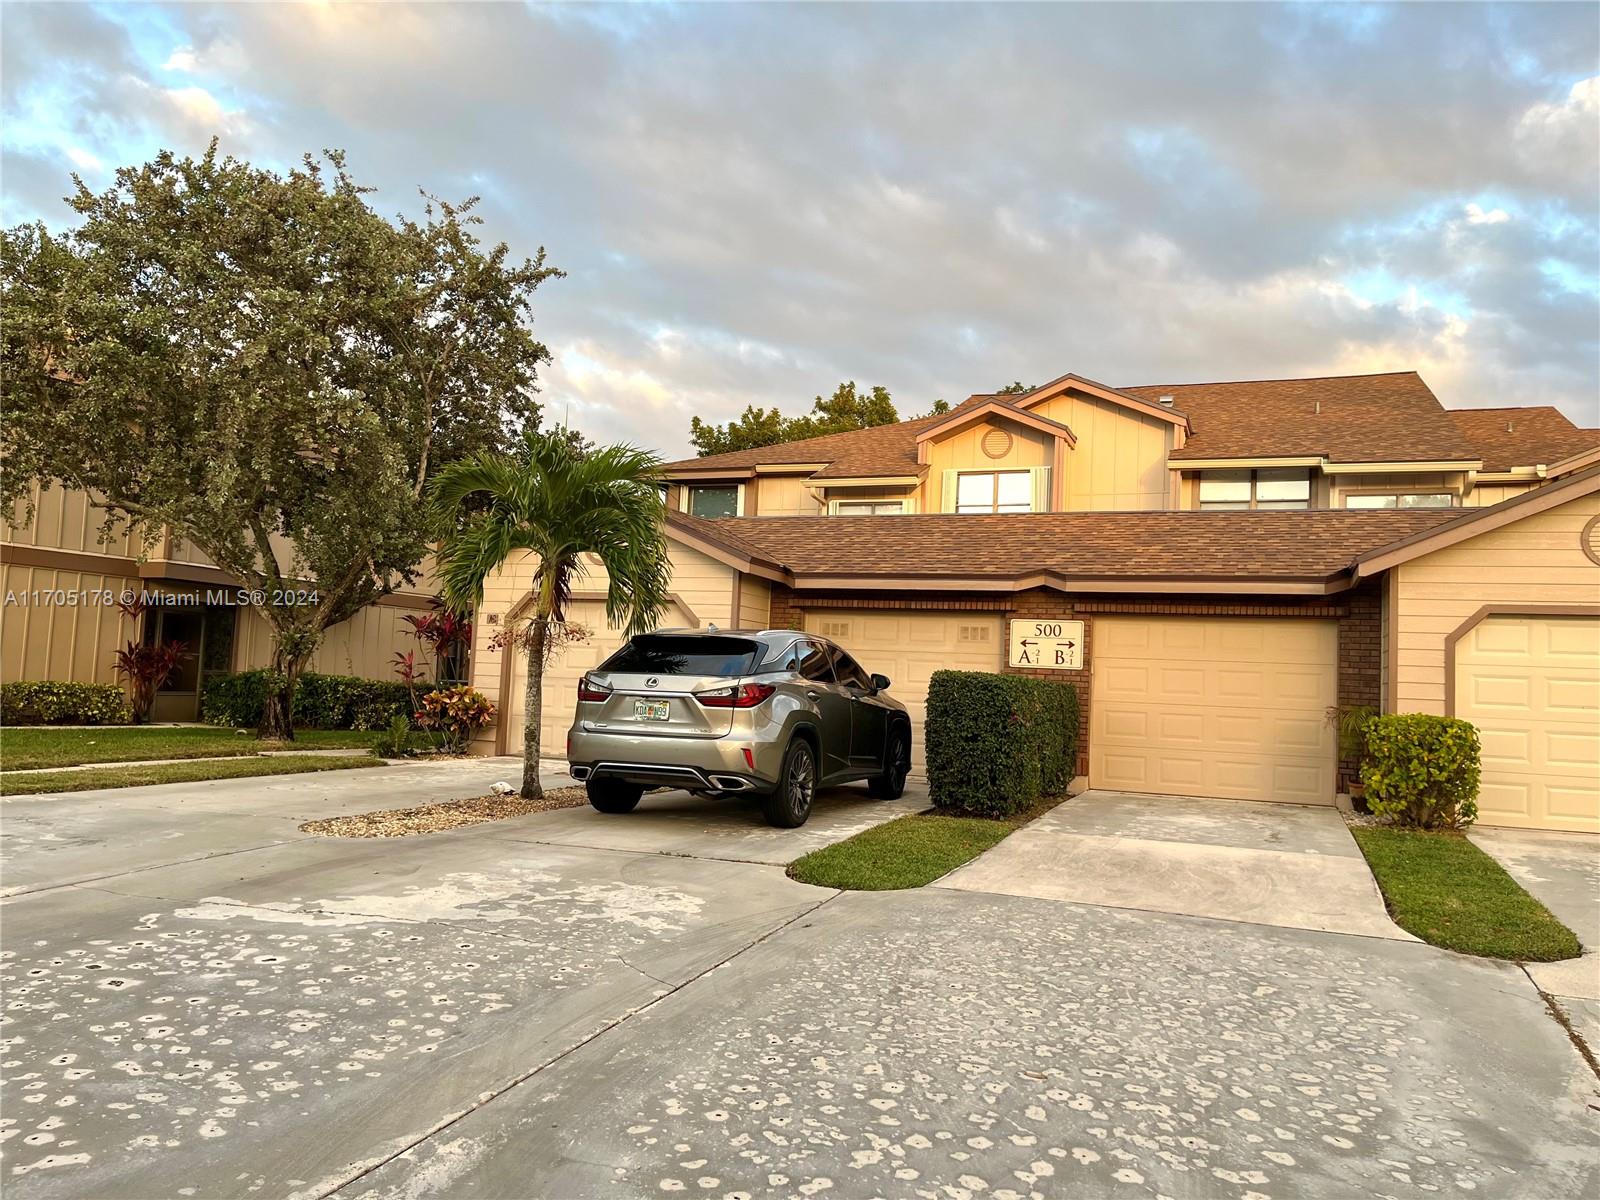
1391 492 1600 714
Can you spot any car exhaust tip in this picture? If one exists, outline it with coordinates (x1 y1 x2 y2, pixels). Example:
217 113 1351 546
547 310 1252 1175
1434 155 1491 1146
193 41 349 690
569 765 591 781
708 775 752 791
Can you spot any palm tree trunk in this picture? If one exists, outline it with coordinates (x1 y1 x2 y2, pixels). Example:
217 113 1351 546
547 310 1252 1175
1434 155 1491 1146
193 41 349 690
520 613 549 799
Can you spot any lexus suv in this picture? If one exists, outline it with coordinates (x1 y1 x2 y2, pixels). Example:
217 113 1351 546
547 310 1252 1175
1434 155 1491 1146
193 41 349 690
566 629 911 827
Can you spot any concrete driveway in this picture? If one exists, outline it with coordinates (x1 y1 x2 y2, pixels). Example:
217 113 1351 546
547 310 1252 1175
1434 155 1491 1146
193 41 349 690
935 789 1409 939
1471 826 1600 1048
2 769 1595 1199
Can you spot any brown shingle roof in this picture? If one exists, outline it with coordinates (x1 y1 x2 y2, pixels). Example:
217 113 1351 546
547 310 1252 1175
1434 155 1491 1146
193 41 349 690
1446 407 1600 473
674 509 1460 583
666 371 1494 476
1122 372 1480 463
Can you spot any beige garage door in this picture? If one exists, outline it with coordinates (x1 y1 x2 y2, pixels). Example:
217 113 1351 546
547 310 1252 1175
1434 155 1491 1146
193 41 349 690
1456 616 1600 833
803 609 1004 772
1091 616 1338 805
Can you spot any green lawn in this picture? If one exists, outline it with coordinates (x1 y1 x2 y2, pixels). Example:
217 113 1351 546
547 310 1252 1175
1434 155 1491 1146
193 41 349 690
788 795 1067 891
1351 826 1582 962
0 754 384 796
0 725 384 771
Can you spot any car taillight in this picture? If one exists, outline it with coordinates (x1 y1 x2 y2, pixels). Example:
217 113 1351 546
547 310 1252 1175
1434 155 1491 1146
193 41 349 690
577 676 612 703
697 682 776 708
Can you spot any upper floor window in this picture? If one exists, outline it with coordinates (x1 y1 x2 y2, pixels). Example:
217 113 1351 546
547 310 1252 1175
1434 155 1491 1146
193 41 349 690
1345 492 1454 510
832 499 905 516
687 485 740 519
1198 468 1310 511
956 470 1032 514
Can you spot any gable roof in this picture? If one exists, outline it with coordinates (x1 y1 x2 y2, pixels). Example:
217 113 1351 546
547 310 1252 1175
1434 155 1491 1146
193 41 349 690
1121 372 1480 464
673 508 1459 591
1446 406 1600 473
913 399 1078 448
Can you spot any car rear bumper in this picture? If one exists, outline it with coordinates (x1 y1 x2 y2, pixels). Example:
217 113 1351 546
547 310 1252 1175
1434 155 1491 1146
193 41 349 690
567 725 783 793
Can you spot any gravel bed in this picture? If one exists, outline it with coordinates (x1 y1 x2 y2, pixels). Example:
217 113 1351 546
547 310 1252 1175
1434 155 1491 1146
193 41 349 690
300 786 588 838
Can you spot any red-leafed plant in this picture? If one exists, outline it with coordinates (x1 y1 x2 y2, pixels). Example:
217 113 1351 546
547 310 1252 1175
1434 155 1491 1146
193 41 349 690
115 640 186 724
392 649 425 712
404 605 473 684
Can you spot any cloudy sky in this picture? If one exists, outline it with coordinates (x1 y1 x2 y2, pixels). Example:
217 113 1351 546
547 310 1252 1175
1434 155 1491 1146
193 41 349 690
4 2 1597 455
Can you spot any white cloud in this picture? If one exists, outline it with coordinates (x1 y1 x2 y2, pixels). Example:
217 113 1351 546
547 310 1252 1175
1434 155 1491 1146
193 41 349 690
1464 203 1509 225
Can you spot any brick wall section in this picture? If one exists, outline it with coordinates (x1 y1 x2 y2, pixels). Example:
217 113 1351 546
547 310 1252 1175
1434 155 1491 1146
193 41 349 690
1004 590 1092 775
1335 581 1383 790
768 583 1366 787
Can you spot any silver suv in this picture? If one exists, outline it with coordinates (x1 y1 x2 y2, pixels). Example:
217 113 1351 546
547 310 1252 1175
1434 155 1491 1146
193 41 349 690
566 629 911 827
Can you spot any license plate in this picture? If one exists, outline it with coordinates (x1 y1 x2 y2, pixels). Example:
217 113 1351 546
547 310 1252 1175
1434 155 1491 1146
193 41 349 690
633 700 670 721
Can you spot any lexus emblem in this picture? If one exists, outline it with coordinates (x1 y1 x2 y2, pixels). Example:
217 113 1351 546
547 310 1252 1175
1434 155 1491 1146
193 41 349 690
645 677 659 688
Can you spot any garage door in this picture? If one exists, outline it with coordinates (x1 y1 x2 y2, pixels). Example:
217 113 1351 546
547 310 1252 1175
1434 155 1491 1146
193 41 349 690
1091 616 1338 805
1455 616 1600 833
803 609 1003 772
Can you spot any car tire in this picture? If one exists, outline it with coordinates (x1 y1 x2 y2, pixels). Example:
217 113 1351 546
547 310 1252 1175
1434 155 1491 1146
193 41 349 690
587 778 644 814
868 727 910 799
762 739 816 828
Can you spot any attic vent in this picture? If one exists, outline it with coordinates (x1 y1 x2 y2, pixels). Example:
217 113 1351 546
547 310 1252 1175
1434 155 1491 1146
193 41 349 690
1157 394 1175 406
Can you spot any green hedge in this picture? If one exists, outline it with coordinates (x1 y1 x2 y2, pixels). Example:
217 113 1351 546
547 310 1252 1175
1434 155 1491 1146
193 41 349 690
925 670 1079 818
1 681 133 726
1361 713 1481 829
201 670 419 731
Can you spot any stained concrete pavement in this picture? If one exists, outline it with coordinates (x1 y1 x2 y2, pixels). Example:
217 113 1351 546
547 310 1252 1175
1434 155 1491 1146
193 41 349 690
935 790 1409 940
3 772 1596 1200
337 889 1599 1200
1471 826 1600 1053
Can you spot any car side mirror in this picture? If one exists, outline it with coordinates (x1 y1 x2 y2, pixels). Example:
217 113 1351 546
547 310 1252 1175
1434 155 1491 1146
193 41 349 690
870 673 891 692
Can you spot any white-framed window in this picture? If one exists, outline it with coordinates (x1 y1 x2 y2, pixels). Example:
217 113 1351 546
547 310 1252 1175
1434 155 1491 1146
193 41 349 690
956 470 1032 514
1198 468 1311 511
831 499 906 516
1344 492 1454 510
687 485 741 519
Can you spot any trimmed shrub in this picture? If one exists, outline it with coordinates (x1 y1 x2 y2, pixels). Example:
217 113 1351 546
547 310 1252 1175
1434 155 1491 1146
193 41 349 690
201 670 418 731
925 670 1079 819
0 681 133 726
1361 713 1481 830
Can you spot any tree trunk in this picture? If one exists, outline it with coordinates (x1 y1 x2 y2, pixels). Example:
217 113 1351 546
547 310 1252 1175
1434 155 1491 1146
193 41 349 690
258 645 312 741
520 614 549 799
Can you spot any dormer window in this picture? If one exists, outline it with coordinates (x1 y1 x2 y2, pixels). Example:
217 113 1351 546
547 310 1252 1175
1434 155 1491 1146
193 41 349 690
687 485 741 519
1198 468 1310 511
956 470 1033 514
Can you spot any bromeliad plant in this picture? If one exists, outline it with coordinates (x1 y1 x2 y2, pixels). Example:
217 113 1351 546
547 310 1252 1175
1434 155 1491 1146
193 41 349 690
429 429 669 798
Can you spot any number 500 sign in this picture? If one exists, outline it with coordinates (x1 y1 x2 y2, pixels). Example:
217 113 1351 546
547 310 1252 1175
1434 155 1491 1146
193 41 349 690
1007 618 1085 670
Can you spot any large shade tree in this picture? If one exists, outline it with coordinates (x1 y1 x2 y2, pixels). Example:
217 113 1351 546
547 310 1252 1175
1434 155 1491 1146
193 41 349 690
0 144 561 737
429 428 670 799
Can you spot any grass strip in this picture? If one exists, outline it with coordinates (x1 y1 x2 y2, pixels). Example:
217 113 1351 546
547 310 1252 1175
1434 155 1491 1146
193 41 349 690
788 793 1067 891
0 754 383 796
0 726 384 771
1351 826 1582 962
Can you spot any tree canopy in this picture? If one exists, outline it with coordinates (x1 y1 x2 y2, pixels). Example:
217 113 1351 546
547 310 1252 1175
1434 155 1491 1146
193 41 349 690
0 143 562 735
689 381 898 456
995 381 1035 395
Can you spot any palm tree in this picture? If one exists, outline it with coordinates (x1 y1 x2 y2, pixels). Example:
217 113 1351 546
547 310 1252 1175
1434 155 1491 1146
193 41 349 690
429 429 670 798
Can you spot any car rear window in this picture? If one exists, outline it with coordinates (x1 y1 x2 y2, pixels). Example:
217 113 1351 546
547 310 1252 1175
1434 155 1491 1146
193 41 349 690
599 635 762 677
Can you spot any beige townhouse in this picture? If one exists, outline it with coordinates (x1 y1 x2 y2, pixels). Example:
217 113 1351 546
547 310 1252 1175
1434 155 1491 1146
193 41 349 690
469 370 1600 833
1 485 442 721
